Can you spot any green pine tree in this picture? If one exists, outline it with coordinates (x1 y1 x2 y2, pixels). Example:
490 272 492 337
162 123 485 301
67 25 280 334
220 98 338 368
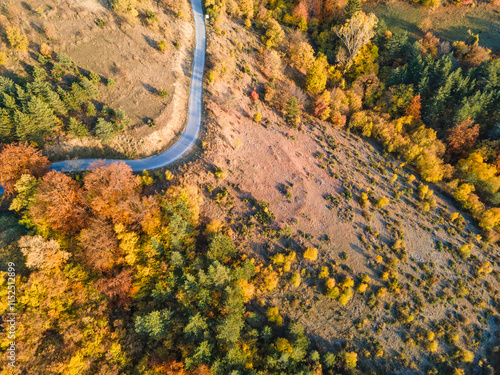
0 108 14 142
344 0 361 19
285 96 301 126
14 110 35 142
27 96 57 137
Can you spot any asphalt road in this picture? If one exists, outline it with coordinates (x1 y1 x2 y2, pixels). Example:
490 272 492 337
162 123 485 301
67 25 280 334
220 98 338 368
0 0 205 195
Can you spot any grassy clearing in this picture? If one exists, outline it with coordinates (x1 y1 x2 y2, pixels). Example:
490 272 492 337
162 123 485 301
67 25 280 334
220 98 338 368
364 1 500 51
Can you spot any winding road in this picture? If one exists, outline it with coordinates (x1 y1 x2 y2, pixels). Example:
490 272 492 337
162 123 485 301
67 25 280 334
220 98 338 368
0 0 206 195
55 0 206 173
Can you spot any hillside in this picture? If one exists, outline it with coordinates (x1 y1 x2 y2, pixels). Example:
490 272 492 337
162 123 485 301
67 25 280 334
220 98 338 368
177 7 500 374
0 0 194 159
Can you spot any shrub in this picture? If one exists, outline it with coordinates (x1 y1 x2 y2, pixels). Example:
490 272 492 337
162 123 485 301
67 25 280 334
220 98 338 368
6 27 29 51
339 288 353 306
304 247 318 261
458 244 473 259
145 10 159 24
157 89 168 98
157 40 166 53
283 252 296 272
107 78 116 87
427 340 438 353
358 192 370 208
375 197 389 208
326 286 340 299
165 171 174 181
460 349 474 363
343 351 358 369
267 307 283 326
319 267 329 279
357 283 368 293
88 71 101 85
290 272 301 287
253 112 262 123
326 278 336 290
340 276 354 289
0 52 6 66
376 287 387 298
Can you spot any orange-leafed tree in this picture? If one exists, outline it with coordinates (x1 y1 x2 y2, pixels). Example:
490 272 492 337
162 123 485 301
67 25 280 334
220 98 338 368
293 1 309 23
0 143 50 195
446 118 480 159
78 217 121 273
95 268 134 306
404 95 422 124
30 171 89 235
83 161 142 226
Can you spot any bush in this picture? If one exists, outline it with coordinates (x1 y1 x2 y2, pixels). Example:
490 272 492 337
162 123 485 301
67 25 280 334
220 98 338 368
304 248 318 261
375 197 389 208
267 307 283 326
157 89 169 98
88 71 101 85
458 244 473 259
253 112 262 123
343 351 358 369
339 288 353 306
0 52 6 65
290 273 301 287
157 40 166 53
427 340 438 353
6 27 29 51
107 79 116 87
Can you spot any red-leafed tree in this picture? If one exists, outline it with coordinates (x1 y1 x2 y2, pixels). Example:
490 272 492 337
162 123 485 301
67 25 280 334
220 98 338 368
405 94 422 123
0 143 50 195
293 1 309 23
446 118 480 159
78 217 121 273
95 268 134 306
250 89 259 103
30 171 89 235
83 161 142 226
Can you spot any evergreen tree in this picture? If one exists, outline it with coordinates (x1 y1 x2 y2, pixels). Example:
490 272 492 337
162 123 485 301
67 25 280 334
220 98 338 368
285 96 301 126
0 108 13 142
27 96 58 139
344 0 361 19
14 110 35 142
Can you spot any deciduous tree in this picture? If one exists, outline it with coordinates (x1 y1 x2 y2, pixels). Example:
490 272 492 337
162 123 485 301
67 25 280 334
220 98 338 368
0 143 50 195
30 171 89 235
446 118 479 159
334 12 378 69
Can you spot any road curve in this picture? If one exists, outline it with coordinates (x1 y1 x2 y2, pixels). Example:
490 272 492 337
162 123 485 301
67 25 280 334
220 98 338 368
53 0 205 174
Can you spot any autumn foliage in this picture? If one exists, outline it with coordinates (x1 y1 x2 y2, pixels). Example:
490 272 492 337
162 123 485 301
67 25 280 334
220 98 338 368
0 143 50 195
446 118 480 159
30 171 89 235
